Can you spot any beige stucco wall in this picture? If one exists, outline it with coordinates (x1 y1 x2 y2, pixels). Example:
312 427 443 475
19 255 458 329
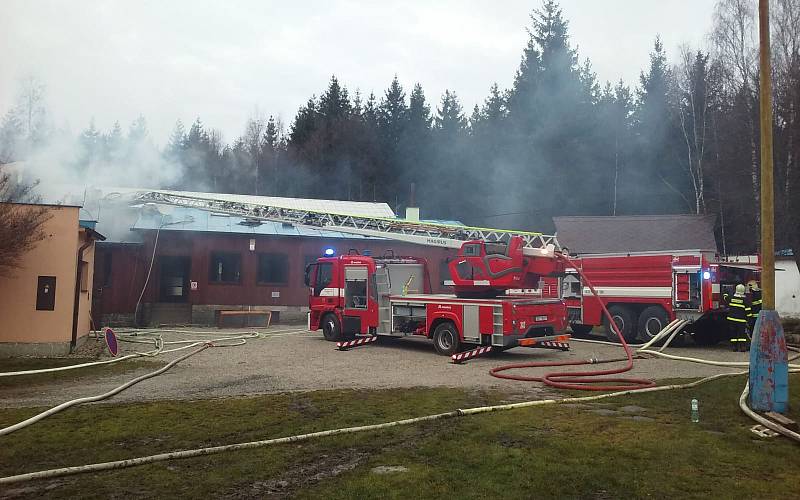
0 205 95 350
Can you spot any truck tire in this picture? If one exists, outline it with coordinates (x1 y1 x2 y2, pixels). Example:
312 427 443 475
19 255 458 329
432 321 461 356
570 324 594 336
637 306 669 342
321 313 342 342
603 305 637 343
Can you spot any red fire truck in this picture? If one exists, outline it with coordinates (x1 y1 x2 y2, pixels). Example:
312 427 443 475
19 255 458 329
304 239 569 355
554 250 760 344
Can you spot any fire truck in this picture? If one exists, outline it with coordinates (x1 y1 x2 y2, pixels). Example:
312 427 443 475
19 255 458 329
553 250 760 345
304 238 569 355
136 191 571 355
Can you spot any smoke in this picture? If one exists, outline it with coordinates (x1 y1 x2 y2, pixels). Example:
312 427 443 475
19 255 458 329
21 134 181 201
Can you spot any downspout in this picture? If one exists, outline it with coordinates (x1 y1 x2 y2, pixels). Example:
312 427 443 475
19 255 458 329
70 235 94 353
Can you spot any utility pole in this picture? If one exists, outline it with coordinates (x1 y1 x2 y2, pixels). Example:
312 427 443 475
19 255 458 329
749 0 788 413
759 0 775 310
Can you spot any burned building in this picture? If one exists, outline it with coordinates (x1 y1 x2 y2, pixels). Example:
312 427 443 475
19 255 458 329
91 190 457 326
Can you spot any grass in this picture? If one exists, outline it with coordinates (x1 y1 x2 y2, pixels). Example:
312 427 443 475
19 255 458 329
0 357 163 390
0 375 798 499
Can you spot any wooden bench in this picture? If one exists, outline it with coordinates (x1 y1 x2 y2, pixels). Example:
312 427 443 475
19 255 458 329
217 310 272 328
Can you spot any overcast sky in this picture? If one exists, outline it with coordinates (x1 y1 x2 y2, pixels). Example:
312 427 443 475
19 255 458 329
1 0 716 145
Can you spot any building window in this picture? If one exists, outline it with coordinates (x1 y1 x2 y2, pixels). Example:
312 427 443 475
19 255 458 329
257 253 289 284
209 252 241 283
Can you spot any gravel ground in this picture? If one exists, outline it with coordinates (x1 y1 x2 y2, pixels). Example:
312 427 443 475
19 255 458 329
0 326 755 408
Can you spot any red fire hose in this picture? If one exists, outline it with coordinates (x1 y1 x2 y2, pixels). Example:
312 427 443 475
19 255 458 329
489 254 656 391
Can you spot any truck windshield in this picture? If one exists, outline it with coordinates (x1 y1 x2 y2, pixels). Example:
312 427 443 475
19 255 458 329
313 262 333 296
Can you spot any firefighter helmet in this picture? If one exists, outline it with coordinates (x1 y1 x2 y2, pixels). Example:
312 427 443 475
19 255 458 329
735 284 746 295
747 280 760 291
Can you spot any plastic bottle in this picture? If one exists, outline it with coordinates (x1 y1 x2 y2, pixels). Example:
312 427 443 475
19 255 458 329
691 398 699 423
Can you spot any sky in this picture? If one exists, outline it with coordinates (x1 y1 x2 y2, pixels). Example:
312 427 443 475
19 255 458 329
0 0 716 146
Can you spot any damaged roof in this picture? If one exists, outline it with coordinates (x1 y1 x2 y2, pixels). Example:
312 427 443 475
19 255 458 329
97 188 397 218
130 206 463 239
554 215 718 255
131 206 379 239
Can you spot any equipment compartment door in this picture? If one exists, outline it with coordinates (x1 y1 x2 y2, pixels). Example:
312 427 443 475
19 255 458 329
673 267 701 310
343 265 373 334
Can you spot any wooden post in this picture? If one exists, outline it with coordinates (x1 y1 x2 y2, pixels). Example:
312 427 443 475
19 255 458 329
758 0 775 310
750 0 789 414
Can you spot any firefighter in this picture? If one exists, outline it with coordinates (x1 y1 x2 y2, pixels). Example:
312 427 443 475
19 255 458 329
725 283 751 351
747 280 762 331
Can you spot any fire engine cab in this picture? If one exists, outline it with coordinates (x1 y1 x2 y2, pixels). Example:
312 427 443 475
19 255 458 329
554 250 760 344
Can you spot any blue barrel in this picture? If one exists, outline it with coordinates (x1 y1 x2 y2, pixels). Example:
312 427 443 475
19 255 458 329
748 310 789 413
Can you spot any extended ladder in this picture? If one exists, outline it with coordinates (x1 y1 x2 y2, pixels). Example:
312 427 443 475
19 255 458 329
135 191 560 253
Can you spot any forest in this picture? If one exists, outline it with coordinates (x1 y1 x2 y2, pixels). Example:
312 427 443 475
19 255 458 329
1 0 799 259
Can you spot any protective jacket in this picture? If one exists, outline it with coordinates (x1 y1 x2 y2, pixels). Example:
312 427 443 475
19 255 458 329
726 294 751 324
749 289 762 320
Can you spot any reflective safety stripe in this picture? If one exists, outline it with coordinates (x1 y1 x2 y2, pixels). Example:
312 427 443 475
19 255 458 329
729 302 747 308
727 317 747 323
752 300 762 305
730 338 748 342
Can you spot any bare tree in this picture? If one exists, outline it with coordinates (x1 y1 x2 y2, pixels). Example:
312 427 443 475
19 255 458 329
672 48 724 215
773 0 800 209
0 76 49 163
0 165 51 277
242 115 266 194
711 0 760 219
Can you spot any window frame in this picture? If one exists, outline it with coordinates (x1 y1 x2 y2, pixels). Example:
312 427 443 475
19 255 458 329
208 251 243 284
256 252 290 286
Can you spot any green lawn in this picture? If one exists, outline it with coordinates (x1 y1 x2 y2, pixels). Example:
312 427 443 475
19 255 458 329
0 375 798 499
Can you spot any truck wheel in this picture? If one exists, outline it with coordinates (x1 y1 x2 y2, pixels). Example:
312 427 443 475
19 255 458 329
603 305 637 343
637 306 669 342
570 324 594 336
321 314 342 342
432 322 461 356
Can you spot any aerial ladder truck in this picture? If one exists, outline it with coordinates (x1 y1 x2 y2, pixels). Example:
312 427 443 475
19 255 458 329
136 191 571 355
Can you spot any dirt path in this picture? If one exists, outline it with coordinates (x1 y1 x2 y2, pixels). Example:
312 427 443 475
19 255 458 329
0 326 748 408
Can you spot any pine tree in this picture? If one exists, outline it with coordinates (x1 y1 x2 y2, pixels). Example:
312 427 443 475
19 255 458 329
262 115 282 195
435 90 467 137
319 75 351 120
77 119 101 171
362 92 379 129
104 121 124 164
378 76 407 148
289 97 318 146
375 77 408 204
633 36 683 214
167 120 187 155
128 115 148 143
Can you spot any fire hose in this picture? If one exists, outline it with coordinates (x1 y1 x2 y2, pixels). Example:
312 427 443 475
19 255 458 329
0 328 278 437
0 329 261 378
0 370 766 485
489 253 656 391
0 343 212 437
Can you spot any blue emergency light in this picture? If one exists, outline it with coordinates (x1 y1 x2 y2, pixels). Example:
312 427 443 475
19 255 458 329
324 248 335 257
